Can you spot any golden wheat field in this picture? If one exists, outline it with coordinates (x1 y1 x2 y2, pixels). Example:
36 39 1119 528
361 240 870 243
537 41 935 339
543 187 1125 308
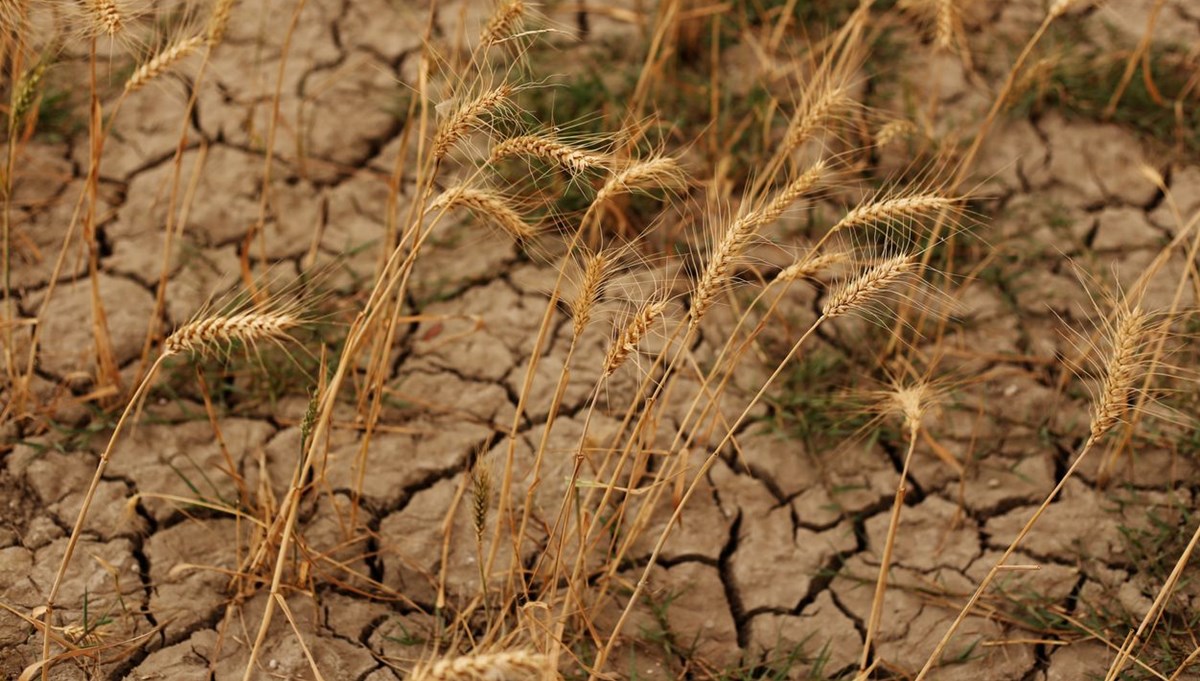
2 0 1200 679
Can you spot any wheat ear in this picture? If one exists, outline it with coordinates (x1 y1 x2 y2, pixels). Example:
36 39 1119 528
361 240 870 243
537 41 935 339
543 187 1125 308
935 0 955 50
480 0 526 47
603 298 667 377
778 250 847 282
11 62 46 125
207 0 236 46
570 250 613 340
1089 306 1153 441
411 651 549 681
491 135 606 174
831 193 959 234
785 84 852 151
125 36 205 93
88 0 123 35
594 156 686 205
822 255 915 317
433 84 513 159
432 186 537 241
162 311 299 357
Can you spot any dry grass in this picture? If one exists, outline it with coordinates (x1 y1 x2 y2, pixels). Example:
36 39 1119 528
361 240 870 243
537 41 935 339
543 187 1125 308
2 1 1198 680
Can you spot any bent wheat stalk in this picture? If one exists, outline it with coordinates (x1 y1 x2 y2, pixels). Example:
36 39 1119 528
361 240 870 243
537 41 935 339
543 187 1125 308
913 305 1156 680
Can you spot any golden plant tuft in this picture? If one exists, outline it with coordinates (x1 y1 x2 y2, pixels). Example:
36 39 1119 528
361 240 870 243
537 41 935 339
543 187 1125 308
822 254 915 318
434 84 514 159
480 0 526 48
1089 306 1154 441
88 0 123 35
162 311 299 358
594 155 686 206
570 250 613 340
778 250 847 282
207 0 236 46
832 192 959 234
410 650 549 681
126 35 205 93
432 185 538 241
603 297 667 377
490 135 605 174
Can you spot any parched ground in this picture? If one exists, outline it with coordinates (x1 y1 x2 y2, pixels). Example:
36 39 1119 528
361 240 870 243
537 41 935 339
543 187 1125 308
3 0 1200 679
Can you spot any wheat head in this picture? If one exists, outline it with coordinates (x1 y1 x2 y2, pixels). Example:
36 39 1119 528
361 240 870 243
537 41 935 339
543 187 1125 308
434 84 514 159
432 186 537 241
604 298 667 377
1089 306 1154 441
126 36 205 93
491 135 605 174
570 250 613 340
822 255 915 318
480 0 526 47
162 312 299 358
594 156 686 205
410 650 550 681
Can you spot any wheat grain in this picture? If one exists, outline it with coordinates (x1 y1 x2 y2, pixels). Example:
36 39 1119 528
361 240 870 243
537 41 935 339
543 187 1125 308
491 135 605 174
570 250 612 339
410 650 549 681
1090 306 1153 441
125 36 205 93
162 311 299 357
604 298 667 377
480 0 526 47
832 193 958 234
822 255 915 318
595 156 686 205
434 84 513 159
432 186 537 241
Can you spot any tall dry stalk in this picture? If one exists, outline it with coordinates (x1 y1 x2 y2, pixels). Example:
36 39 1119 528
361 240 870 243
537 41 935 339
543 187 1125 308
912 304 1157 680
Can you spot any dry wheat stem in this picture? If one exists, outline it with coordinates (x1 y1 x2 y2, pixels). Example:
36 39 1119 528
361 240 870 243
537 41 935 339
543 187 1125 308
604 298 667 376
591 318 825 677
411 650 549 680
491 135 605 174
822 255 915 318
480 0 526 47
913 309 1156 681
433 84 513 158
432 186 537 241
125 36 204 92
162 311 298 357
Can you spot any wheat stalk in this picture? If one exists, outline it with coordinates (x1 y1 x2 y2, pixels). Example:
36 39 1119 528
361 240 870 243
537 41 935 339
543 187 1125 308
432 186 537 241
603 298 667 377
125 36 205 93
1089 306 1153 441
434 84 514 159
594 156 686 205
822 255 915 318
491 135 605 174
480 0 526 47
411 651 549 681
162 311 299 357
831 193 958 234
570 250 613 340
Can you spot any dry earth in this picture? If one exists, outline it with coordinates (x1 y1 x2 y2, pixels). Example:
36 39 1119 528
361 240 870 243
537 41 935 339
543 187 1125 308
3 0 1200 679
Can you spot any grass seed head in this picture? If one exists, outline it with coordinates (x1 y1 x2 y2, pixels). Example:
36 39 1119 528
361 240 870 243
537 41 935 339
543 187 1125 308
491 135 605 174
480 0 526 47
410 650 549 681
125 35 205 93
595 156 686 206
822 254 915 318
570 250 614 340
1089 306 1155 441
604 298 667 377
162 311 299 358
432 185 538 241
434 84 514 159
